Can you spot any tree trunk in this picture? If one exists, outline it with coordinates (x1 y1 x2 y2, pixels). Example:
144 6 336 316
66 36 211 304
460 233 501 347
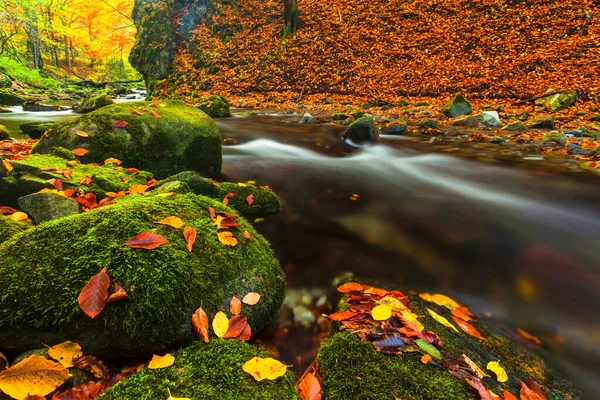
24 7 43 70
282 0 299 38
64 36 71 67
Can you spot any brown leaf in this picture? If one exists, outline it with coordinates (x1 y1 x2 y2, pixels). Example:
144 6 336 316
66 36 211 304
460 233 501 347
106 282 129 303
466 378 495 400
123 232 168 249
520 380 549 400
191 307 210 343
223 315 248 339
183 226 197 252
46 178 64 191
73 355 109 379
79 176 93 186
297 371 322 400
239 323 252 341
230 296 242 316
78 267 110 319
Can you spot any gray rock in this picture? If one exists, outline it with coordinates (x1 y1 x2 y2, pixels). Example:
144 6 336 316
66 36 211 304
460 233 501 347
441 93 472 118
380 120 407 135
0 90 25 106
502 121 528 132
528 115 555 130
542 131 567 147
477 111 501 127
418 118 438 130
450 115 479 127
18 192 80 224
22 102 67 112
566 146 589 156
541 91 578 112
300 113 312 124
343 116 378 143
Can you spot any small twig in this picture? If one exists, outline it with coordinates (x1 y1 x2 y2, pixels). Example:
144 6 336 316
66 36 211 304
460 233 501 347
296 86 306 103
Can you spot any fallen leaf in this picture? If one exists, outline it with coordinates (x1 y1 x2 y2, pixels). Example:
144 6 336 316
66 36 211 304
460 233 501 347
372 333 407 354
371 304 392 321
451 307 473 322
73 355 109 379
427 308 459 333
517 328 543 345
157 216 184 229
79 176 93 186
121 175 129 183
113 120 128 128
239 323 252 341
242 357 287 381
246 194 254 205
192 307 210 343
125 168 139 173
297 371 322 400
519 380 547 400
223 197 229 206
328 310 358 321
214 214 239 229
149 110 161 119
224 315 248 339
0 355 69 399
123 232 168 249
72 148 88 156
466 378 495 400
65 160 77 167
243 231 252 240
337 282 363 293
106 191 127 199
212 311 229 338
230 296 242 316
183 226 197 252
487 361 508 383
503 390 518 400
419 293 461 309
0 352 8 371
218 231 238 246
129 107 143 115
167 388 191 400
106 282 129 303
379 296 405 311
461 354 488 379
75 130 89 137
78 267 110 318
242 292 261 305
48 341 82 368
9 211 29 222
415 339 442 360
421 354 432 364
128 184 148 195
2 159 14 172
147 354 174 369
104 157 122 165
46 178 64 191
452 316 485 340
401 309 424 332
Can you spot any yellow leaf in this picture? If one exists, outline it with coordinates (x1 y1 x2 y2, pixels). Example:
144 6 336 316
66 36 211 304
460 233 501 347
487 361 508 382
427 308 459 333
0 354 69 399
9 212 28 222
212 311 229 338
2 159 14 172
65 160 77 167
104 157 122 165
48 341 82 368
128 184 149 195
419 293 461 309
156 216 184 229
154 192 176 198
147 354 175 369
379 296 405 311
462 354 489 379
371 304 392 321
217 231 238 246
75 130 89 137
242 357 287 381
401 309 424 332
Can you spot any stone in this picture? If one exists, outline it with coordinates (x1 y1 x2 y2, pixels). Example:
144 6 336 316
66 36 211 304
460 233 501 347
441 93 472 118
195 94 231 118
0 107 12 113
542 131 567 147
450 115 479 127
31 101 222 179
0 89 25 106
528 115 554 130
72 94 114 114
0 194 286 357
20 122 56 139
0 124 9 140
17 192 80 224
477 111 501 127
343 116 378 143
501 120 528 132
541 91 578 112
300 113 312 124
98 340 297 400
0 216 31 245
22 102 67 112
380 120 408 135
418 118 438 130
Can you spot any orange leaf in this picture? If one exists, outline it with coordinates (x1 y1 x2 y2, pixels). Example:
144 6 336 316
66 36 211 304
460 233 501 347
517 328 543 345
230 296 242 316
183 226 197 252
64 189 75 198
246 194 254 205
519 380 548 400
123 232 168 249
65 160 77 167
72 148 88 156
149 110 161 119
328 311 357 321
129 107 143 116
113 120 128 128
297 372 322 400
208 207 216 221
104 157 122 165
503 390 518 400
121 176 129 183
452 316 484 340
217 231 238 246
223 197 229 206
79 176 93 186
451 307 473 322
2 159 14 172
191 307 210 343
78 267 110 319
337 282 363 293
106 191 127 199
46 178 64 191
466 378 495 400
106 282 129 303
128 184 148 195
242 292 260 305
421 354 432 364
223 315 248 339
125 168 139 174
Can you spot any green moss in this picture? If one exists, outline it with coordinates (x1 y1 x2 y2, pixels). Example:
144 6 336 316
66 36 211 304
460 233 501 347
0 216 31 245
196 94 231 118
49 146 77 161
154 171 220 198
98 340 298 400
31 100 222 179
146 180 192 195
0 194 285 357
0 124 9 140
317 331 476 400
219 182 281 215
73 94 114 113
441 93 472 118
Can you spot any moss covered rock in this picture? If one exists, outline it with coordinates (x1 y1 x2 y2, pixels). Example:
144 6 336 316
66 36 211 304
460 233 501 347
153 171 220 198
441 93 472 118
542 91 578 112
0 153 153 208
380 120 407 135
0 124 9 140
31 101 222 179
0 89 25 106
17 192 80 224
73 94 114 114
195 94 231 118
0 216 30 245
20 122 56 139
343 116 378 143
98 340 297 400
0 194 285 357
502 120 528 132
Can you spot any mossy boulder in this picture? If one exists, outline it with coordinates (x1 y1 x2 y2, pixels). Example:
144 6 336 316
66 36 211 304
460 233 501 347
541 131 567 147
98 340 298 400
380 120 407 135
0 216 30 245
502 120 528 132
0 124 9 140
418 118 438 130
0 153 153 208
73 94 114 114
30 101 222 179
343 116 378 143
195 94 231 118
20 122 56 139
0 193 286 357
0 89 25 106
542 91 578 112
441 93 472 118
153 171 220 198
17 192 80 224
528 115 555 130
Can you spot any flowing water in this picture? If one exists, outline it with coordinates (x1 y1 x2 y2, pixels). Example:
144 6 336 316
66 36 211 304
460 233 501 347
1 110 599 396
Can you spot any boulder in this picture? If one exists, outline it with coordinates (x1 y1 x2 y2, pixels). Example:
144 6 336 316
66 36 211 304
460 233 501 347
195 94 231 118
20 122 56 139
0 124 9 140
22 102 67 112
0 216 30 245
31 100 222 179
0 153 153 208
98 340 297 400
542 131 567 147
418 118 438 130
541 91 577 112
477 111 501 127
343 116 378 143
450 115 479 127
0 89 25 106
18 192 80 224
72 94 114 114
0 107 12 113
380 120 408 135
501 121 528 132
441 93 472 118
0 194 286 357
528 115 555 130
300 113 312 124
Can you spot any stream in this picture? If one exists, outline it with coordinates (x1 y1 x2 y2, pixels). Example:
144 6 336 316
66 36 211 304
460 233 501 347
1 110 599 397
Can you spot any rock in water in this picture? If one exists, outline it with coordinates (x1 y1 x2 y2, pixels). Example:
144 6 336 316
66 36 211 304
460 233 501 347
502 120 528 132
30 101 222 179
195 94 231 118
18 192 80 224
73 94 114 114
528 115 555 130
98 340 297 400
0 194 286 357
380 120 408 135
441 93 472 118
22 102 67 112
343 116 378 143
477 111 501 127
0 89 25 106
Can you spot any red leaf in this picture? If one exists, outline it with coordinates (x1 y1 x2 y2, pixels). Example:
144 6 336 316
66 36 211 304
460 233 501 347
337 282 363 293
520 380 549 400
113 120 128 128
223 315 248 338
466 378 495 400
46 178 64 191
246 194 254 205
192 307 210 343
78 267 110 319
328 311 358 321
106 282 129 303
51 381 96 399
452 316 485 340
239 323 251 341
183 226 196 252
297 372 322 400
123 232 168 249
